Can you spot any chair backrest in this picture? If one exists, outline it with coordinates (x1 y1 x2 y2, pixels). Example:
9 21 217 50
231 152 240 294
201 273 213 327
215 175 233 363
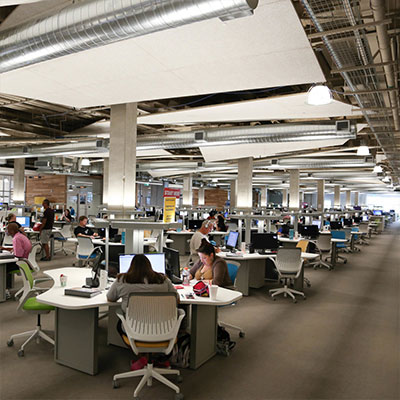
226 261 240 285
27 242 41 272
276 248 302 274
16 261 34 311
316 232 331 251
60 224 72 238
77 237 94 257
331 230 345 240
125 292 178 342
2 232 13 246
296 239 309 253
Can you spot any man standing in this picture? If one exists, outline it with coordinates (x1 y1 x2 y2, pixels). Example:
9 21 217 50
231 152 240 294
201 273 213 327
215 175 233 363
189 219 214 264
39 199 54 261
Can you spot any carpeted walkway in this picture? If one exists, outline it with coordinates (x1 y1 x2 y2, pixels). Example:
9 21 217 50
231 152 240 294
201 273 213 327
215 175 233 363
1 225 399 400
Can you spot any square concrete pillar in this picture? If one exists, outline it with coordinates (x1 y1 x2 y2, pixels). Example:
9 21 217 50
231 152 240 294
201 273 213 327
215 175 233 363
354 191 359 206
229 180 237 208
281 189 288 207
260 186 268 207
334 185 341 208
13 158 25 203
108 103 137 212
237 158 253 209
183 175 193 206
346 190 352 208
317 179 325 211
198 187 205 206
103 159 109 205
289 170 300 210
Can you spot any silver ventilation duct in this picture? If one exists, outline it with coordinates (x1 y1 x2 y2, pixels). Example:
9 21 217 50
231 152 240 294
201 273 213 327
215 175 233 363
274 157 375 169
0 0 258 73
136 122 356 150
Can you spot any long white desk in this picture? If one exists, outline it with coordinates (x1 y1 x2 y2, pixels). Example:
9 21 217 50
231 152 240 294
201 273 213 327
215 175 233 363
37 267 242 374
219 251 318 296
0 255 19 302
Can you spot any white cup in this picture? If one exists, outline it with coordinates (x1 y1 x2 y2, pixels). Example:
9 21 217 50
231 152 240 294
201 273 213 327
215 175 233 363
209 285 218 300
60 275 67 287
240 242 246 253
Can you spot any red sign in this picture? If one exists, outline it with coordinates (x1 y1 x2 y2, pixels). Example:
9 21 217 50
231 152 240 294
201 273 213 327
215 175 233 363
163 188 181 199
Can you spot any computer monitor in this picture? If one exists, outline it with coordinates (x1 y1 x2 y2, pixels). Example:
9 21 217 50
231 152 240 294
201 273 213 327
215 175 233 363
343 218 353 227
163 247 180 279
226 231 239 250
353 217 361 223
373 210 382 216
16 216 30 228
353 206 362 210
301 225 319 238
188 220 203 230
251 233 279 253
330 221 342 230
280 224 292 236
119 253 166 274
312 220 322 229
362 215 369 222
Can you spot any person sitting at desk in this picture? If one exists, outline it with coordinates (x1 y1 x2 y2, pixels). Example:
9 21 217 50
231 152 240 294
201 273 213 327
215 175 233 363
74 216 99 239
6 213 25 234
61 208 72 223
189 219 214 264
189 239 232 287
216 214 228 232
107 254 178 370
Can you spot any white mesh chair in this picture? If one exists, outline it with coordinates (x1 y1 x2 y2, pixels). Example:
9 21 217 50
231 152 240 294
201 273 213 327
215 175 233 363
310 233 332 270
269 248 305 303
76 237 102 267
53 224 73 255
113 292 185 400
7 261 55 357
2 231 13 247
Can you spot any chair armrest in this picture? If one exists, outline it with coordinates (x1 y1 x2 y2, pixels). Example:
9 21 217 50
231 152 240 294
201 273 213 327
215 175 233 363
33 277 52 284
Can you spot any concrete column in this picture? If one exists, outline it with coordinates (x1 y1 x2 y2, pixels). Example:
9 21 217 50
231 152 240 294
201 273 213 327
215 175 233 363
281 189 288 207
182 175 193 206
334 185 341 208
260 186 268 207
346 190 352 208
198 187 205 206
108 103 137 212
229 180 237 209
289 170 300 209
237 157 253 209
317 179 325 212
354 191 359 206
103 159 109 205
13 158 25 203
299 190 304 206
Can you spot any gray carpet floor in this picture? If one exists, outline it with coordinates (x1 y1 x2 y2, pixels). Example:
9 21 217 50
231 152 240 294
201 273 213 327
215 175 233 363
1 225 399 400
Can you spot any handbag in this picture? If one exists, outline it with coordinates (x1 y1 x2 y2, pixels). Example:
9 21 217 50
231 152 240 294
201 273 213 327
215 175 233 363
193 281 209 297
32 222 42 231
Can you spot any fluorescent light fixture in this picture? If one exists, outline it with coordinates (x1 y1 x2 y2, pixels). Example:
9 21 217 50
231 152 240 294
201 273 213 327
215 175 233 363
373 165 383 173
81 158 91 166
307 84 333 106
357 146 370 156
0 131 10 137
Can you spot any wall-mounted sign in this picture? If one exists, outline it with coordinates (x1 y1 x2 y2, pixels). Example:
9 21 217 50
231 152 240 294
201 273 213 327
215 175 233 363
163 188 181 199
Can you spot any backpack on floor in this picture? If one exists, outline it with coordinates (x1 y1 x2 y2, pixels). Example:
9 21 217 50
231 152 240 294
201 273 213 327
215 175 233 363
170 333 190 369
217 325 236 357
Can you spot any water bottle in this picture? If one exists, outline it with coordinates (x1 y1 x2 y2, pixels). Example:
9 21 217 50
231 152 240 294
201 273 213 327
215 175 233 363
289 229 294 240
182 267 190 286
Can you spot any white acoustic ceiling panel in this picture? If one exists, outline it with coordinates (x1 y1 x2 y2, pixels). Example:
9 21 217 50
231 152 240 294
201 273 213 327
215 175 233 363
0 0 325 108
137 94 362 125
200 138 352 163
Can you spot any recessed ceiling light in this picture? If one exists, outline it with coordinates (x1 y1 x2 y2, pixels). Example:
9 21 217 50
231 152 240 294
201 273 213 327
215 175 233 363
81 158 91 166
307 84 333 105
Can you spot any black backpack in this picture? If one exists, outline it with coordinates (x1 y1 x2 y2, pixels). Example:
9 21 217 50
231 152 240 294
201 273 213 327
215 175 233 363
217 325 236 356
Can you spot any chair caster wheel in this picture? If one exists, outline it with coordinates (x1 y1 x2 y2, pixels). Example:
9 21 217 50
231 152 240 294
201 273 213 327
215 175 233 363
176 375 183 383
112 380 119 389
303 296 307 300
175 393 184 400
18 350 24 357
344 260 347 264
239 332 245 338
7 339 14 347
293 299 297 303
273 298 276 301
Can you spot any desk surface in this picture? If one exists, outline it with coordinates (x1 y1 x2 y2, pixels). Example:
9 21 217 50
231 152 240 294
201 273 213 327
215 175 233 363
167 230 226 236
67 237 173 246
0 256 18 264
219 251 318 260
37 267 242 309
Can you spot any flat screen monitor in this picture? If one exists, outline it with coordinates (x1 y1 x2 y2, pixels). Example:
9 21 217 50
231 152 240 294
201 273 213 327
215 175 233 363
353 206 362 210
312 220 322 229
16 216 30 228
251 233 279 252
280 224 292 236
188 220 203 230
301 225 319 238
353 217 362 223
373 210 382 216
226 231 239 249
119 253 166 274
362 215 369 222
163 247 180 279
330 221 342 230
343 218 353 227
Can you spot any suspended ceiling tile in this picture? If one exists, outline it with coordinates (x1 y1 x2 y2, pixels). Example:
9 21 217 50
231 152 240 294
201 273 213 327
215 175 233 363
200 138 353 163
0 0 324 108
138 93 362 125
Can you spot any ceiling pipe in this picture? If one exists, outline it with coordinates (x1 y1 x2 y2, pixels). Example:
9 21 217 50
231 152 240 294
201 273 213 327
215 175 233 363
0 0 258 73
137 122 356 150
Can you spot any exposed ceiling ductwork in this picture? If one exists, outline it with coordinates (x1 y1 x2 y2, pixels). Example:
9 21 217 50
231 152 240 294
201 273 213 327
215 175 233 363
0 0 258 73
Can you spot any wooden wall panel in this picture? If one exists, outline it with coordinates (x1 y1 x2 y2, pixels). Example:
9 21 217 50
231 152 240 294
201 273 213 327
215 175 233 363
192 188 228 209
25 175 67 206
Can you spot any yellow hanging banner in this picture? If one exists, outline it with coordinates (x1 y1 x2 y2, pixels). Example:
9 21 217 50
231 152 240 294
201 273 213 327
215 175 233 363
163 197 176 223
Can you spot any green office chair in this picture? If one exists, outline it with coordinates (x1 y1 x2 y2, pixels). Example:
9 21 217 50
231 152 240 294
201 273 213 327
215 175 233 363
7 260 55 357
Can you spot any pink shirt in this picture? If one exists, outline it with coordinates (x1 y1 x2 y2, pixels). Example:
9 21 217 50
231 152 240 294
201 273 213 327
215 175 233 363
13 232 32 259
